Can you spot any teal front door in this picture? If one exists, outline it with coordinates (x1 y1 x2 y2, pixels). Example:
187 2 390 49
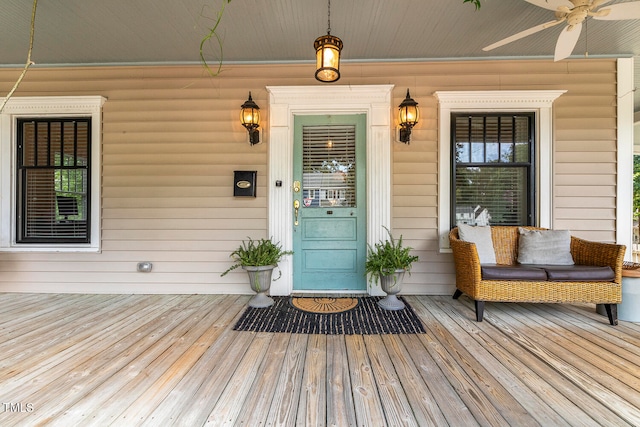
292 114 367 291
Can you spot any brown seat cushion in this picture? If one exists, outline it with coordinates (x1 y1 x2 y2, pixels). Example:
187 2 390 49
539 265 615 282
481 265 548 281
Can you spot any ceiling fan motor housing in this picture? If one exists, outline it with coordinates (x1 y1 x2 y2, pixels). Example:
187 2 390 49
483 0 640 61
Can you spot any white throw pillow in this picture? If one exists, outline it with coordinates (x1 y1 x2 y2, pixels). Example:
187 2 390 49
517 228 574 265
457 224 497 264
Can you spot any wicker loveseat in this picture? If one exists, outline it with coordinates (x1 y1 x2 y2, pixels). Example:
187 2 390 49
449 226 625 325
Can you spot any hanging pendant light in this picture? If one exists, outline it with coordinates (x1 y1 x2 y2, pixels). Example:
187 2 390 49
314 0 343 83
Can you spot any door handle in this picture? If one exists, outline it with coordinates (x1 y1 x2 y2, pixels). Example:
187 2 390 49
294 200 300 226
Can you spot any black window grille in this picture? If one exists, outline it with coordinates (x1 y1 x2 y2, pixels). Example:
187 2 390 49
16 118 91 244
451 113 535 227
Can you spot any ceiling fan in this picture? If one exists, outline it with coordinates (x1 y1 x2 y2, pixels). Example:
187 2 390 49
483 0 640 61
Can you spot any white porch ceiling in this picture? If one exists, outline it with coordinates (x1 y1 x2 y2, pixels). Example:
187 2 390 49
2 0 640 111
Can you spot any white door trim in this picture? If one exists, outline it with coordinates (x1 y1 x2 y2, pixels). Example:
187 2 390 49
266 85 393 296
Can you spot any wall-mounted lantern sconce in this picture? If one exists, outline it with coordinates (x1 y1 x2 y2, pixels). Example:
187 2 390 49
398 89 419 144
241 92 260 145
314 0 343 83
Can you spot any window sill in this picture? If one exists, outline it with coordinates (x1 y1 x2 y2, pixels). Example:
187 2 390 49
0 245 100 253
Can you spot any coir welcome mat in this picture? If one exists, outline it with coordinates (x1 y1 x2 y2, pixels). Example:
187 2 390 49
233 296 426 335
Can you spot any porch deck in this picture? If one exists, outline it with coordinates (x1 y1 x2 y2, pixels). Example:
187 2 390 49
0 293 639 426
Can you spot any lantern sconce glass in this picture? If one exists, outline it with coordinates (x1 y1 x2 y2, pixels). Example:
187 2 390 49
398 89 419 144
240 92 260 145
314 0 343 83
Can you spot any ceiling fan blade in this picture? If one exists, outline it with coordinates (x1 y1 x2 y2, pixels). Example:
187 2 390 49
592 0 614 7
554 22 582 61
525 0 573 11
483 20 563 51
593 2 640 20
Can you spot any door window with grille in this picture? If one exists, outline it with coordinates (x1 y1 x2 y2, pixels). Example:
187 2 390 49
302 124 356 207
452 113 534 226
16 118 91 243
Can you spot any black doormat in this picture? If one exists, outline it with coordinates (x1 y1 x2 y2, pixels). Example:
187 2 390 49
233 296 426 335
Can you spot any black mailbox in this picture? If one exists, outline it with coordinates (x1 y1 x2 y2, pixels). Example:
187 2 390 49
234 170 257 197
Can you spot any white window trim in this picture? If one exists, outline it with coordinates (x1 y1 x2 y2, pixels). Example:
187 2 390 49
434 90 566 252
0 96 106 252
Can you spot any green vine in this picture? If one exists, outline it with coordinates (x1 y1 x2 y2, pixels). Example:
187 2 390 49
463 0 483 9
0 0 38 113
199 0 232 77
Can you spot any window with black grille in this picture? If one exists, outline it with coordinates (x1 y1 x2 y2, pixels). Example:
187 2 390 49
452 113 535 227
16 118 91 243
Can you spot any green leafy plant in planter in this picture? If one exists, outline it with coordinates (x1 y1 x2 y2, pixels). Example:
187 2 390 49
365 227 419 310
221 237 292 308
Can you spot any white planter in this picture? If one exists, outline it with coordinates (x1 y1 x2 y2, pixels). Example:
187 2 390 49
378 269 406 310
243 265 275 308
620 276 640 322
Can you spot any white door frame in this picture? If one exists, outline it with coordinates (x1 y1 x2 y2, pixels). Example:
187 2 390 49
266 85 393 296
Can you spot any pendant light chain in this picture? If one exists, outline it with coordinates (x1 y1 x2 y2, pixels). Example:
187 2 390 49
327 0 331 35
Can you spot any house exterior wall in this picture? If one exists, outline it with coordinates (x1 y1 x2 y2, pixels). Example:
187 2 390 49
0 59 620 294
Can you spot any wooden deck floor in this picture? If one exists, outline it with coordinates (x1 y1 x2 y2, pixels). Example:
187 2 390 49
0 293 639 426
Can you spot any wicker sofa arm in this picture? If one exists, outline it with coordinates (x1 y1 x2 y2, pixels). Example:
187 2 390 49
570 237 626 284
449 228 483 289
